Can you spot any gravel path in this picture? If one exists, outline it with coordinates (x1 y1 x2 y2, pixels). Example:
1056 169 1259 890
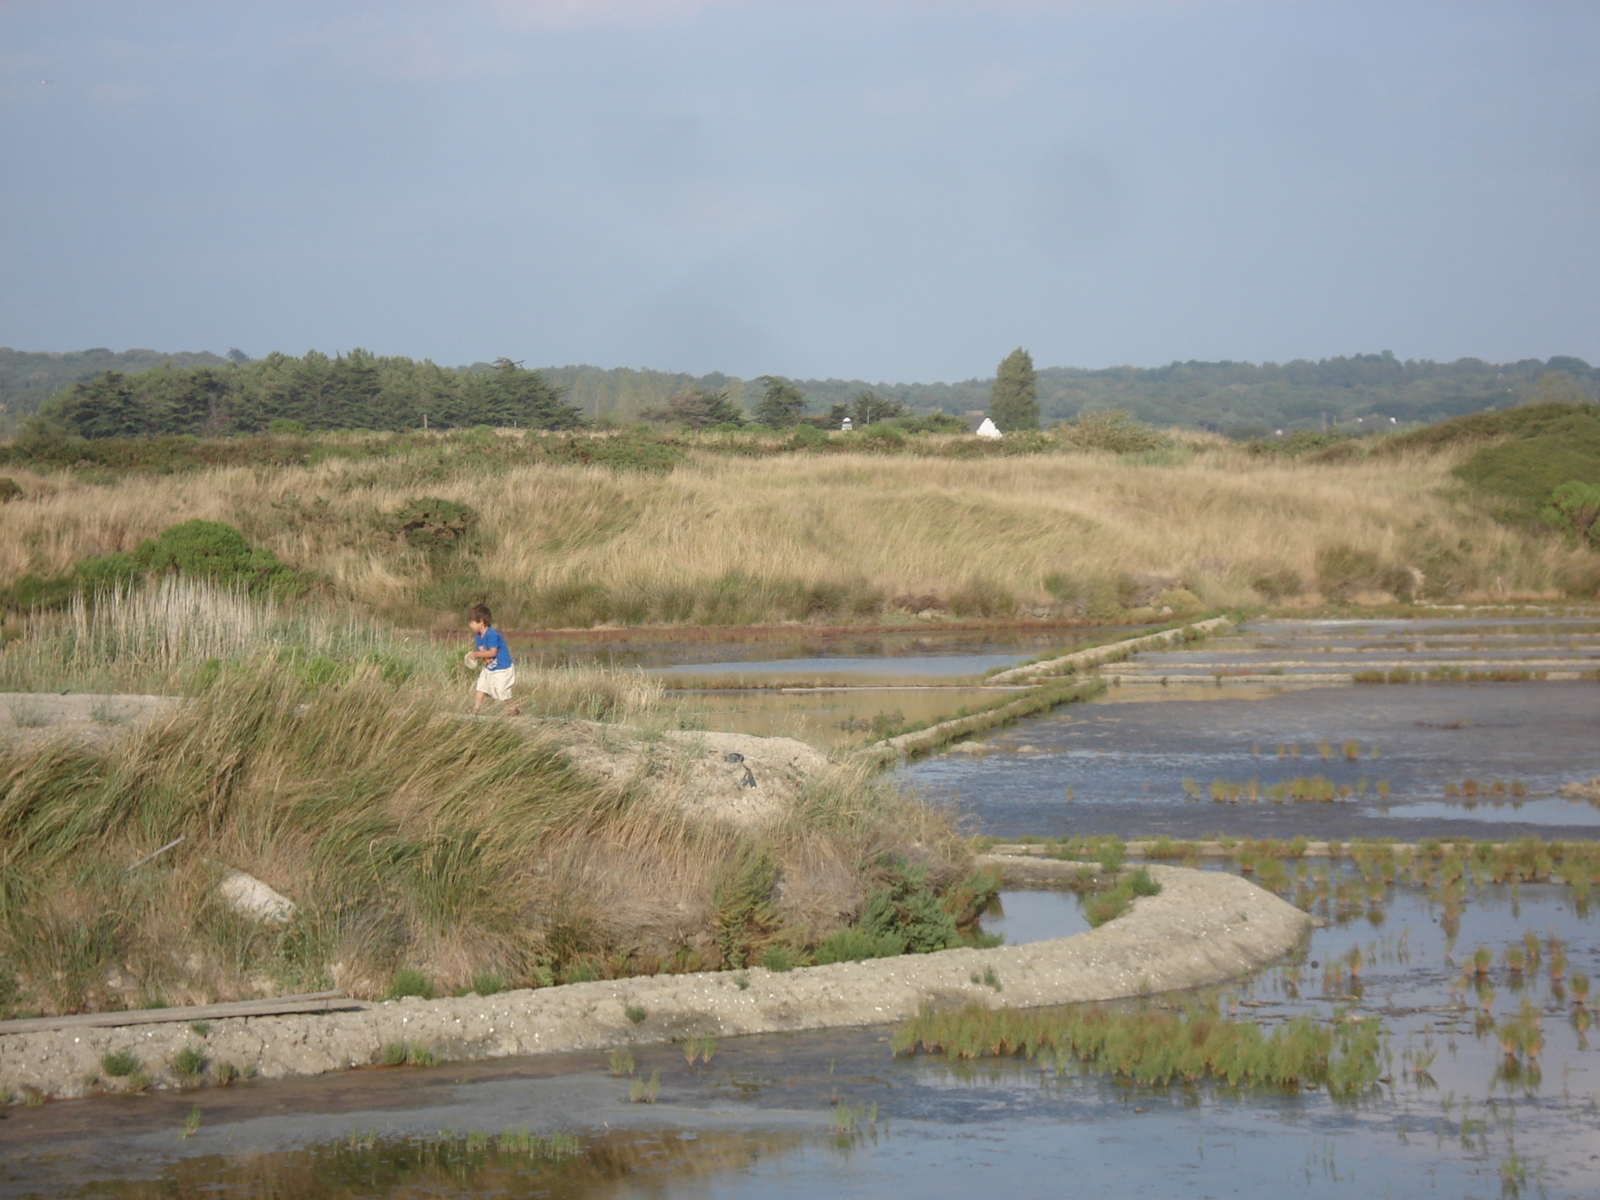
0 861 1312 1103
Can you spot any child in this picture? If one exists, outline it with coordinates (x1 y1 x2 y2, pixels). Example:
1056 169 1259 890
466 603 520 716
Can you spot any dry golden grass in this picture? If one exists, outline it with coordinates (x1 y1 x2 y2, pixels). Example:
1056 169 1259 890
2 441 1592 626
0 653 969 1013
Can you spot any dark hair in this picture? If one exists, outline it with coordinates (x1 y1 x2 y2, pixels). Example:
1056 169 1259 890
468 603 492 625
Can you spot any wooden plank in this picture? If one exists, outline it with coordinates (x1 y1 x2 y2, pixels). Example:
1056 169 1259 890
0 991 366 1035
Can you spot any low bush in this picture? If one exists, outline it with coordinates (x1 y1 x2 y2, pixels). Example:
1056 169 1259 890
390 497 480 554
384 968 435 1001
813 926 908 964
101 1049 140 1077
1082 866 1161 927
1057 410 1171 454
172 1044 206 1079
1540 480 1600 546
854 422 906 449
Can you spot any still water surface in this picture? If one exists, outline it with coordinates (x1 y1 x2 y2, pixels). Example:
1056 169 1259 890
8 875 1599 1199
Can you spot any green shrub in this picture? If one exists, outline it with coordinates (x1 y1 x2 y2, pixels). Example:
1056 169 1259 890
759 944 798 972
856 858 960 954
134 519 301 594
101 1048 140 1077
786 424 828 449
1094 839 1126 873
266 419 307 435
1058 410 1170 454
855 422 906 448
390 497 480 553
891 412 969 434
0 477 21 502
1128 867 1162 897
1540 480 1600 545
561 960 599 984
539 436 682 473
384 967 435 1000
1082 889 1129 927
380 1041 439 1067
814 926 907 964
172 1045 206 1079
711 844 778 968
1152 587 1204 615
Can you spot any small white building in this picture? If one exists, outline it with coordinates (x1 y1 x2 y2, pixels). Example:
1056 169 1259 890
975 416 1003 439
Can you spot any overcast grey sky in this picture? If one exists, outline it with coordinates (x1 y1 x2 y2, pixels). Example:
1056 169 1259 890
2 0 1597 380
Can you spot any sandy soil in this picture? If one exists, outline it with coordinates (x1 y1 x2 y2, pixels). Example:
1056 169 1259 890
0 692 180 751
0 860 1312 1103
552 720 833 826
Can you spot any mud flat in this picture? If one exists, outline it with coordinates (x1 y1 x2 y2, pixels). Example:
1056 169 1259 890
0 862 1310 1103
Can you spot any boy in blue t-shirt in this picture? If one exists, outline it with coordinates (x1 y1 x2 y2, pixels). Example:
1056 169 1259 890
466 603 520 716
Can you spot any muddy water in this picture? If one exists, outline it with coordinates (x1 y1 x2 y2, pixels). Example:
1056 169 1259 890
7 876 1599 1198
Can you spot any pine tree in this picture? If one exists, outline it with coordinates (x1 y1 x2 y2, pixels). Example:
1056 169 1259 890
989 347 1038 431
752 376 806 427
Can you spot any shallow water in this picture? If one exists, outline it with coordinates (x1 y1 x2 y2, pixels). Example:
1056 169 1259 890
900 680 1600 841
524 626 1116 676
978 888 1095 944
9 874 1600 1198
9 616 1600 1196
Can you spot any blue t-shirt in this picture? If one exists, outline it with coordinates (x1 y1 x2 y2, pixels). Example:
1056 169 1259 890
474 627 511 670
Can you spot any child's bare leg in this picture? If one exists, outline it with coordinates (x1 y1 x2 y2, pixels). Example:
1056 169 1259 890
503 697 521 717
471 689 486 713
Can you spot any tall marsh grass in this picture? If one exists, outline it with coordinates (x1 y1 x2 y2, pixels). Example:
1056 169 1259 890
0 578 397 693
3 440 1593 627
0 584 965 1015
0 578 664 723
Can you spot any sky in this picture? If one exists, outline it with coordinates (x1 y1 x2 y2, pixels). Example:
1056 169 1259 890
1 0 1597 381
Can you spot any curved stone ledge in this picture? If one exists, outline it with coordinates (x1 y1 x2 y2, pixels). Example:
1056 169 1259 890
0 864 1312 1103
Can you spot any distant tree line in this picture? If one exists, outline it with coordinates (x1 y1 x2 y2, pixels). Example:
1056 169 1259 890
28 350 583 439
8 345 1597 441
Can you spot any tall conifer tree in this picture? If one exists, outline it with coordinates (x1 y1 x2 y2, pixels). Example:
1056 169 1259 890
989 347 1038 431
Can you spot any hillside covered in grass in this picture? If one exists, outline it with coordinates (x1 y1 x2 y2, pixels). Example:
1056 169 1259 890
2 406 1598 630
0 582 985 1018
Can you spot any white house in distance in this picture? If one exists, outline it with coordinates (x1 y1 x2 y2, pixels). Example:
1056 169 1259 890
975 416 1003 439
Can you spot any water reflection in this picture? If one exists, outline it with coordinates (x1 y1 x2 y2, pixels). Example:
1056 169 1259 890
61 1128 805 1200
11 873 1600 1199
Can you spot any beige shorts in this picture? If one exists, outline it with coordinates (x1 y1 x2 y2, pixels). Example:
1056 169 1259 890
475 665 515 702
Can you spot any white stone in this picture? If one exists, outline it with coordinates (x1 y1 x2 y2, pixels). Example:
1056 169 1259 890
216 869 296 925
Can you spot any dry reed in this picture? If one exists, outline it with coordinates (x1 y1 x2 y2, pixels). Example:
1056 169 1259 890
0 585 967 1014
3 441 1590 627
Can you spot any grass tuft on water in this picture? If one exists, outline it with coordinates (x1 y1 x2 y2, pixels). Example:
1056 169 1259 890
894 1000 1384 1097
